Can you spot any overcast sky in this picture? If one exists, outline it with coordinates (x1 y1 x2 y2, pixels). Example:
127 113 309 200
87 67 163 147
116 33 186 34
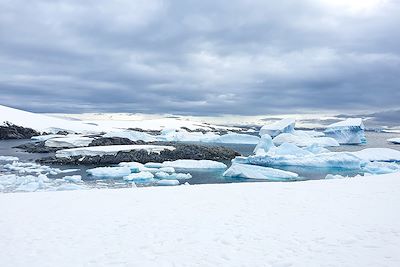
0 0 399 115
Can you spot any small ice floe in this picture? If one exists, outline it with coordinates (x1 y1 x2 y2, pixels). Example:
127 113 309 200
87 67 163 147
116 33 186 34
162 159 227 169
62 175 82 183
362 162 400 175
351 148 400 162
86 167 132 178
154 172 192 180
387 138 400 144
0 156 19 162
259 118 296 137
123 172 155 184
156 179 180 186
324 118 366 145
56 145 176 158
223 163 298 181
3 161 62 175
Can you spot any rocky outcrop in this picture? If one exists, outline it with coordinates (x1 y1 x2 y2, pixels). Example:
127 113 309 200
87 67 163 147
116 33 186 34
88 137 141 146
0 123 40 140
37 143 240 165
14 141 62 153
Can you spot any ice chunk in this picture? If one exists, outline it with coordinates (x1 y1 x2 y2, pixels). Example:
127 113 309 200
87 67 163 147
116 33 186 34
223 163 298 180
253 134 274 155
212 133 260 144
162 160 227 169
62 175 82 183
268 143 314 157
247 152 363 169
16 181 40 192
56 145 175 158
155 172 192 180
45 136 93 148
363 162 400 174
156 179 180 186
388 138 400 144
259 118 295 137
87 167 132 178
325 174 349 179
0 156 19 162
118 162 144 172
351 148 400 162
103 130 158 142
57 184 86 191
324 118 366 144
144 162 163 168
273 132 339 147
123 171 155 182
304 144 330 154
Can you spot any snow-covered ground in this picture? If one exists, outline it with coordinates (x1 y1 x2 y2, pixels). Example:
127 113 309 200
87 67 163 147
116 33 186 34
0 172 399 267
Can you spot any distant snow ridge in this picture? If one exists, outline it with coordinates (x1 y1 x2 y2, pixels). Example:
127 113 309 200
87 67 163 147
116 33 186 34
324 118 366 144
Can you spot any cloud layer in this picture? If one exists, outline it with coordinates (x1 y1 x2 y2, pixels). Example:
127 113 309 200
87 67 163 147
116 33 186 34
0 0 399 115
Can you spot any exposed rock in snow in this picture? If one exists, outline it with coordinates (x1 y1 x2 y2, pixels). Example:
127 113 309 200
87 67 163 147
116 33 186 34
388 138 400 144
86 167 132 178
31 134 66 142
273 132 339 147
351 148 400 162
88 137 137 147
45 136 93 148
56 145 176 158
259 118 296 137
324 118 366 144
103 130 158 142
223 163 298 180
0 122 40 140
162 160 227 169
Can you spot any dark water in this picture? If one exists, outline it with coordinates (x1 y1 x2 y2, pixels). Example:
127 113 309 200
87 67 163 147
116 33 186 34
1 131 399 190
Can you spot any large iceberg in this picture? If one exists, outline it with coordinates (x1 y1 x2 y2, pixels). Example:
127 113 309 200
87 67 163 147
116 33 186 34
223 163 298 180
253 134 275 155
324 118 366 144
272 132 339 147
259 118 295 137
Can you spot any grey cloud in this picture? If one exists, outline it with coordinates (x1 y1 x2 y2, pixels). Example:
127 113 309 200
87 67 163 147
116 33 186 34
0 0 399 116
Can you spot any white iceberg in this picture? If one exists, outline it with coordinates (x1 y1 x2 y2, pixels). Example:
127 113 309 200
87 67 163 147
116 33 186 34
144 162 163 168
273 132 339 147
45 136 93 148
62 175 82 183
156 179 180 186
211 133 260 144
155 172 192 180
351 148 400 162
162 160 227 169
253 134 275 155
87 167 132 178
103 130 158 142
56 145 175 158
363 162 400 174
259 118 295 137
123 171 155 182
324 118 366 144
118 162 144 172
388 138 400 144
223 163 298 180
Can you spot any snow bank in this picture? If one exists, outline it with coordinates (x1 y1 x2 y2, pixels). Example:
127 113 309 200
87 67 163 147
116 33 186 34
324 118 366 144
162 160 227 169
351 148 400 162
223 163 298 180
1 172 399 266
0 104 102 133
259 118 296 137
56 145 175 158
45 136 93 148
103 130 158 142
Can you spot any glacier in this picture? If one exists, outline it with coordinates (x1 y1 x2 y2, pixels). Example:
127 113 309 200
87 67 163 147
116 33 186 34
324 118 366 145
259 118 296 137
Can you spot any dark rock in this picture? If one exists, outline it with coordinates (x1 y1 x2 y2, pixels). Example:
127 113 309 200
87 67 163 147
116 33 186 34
0 122 40 140
89 137 144 146
14 141 67 153
56 130 69 135
37 143 240 165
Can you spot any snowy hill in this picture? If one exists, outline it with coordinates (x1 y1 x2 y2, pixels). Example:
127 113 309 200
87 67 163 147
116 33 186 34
0 105 102 133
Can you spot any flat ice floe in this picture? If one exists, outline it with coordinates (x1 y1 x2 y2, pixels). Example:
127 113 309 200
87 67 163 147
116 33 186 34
324 118 366 144
223 163 298 180
351 148 400 162
210 133 260 144
388 138 400 144
87 167 132 178
161 159 227 169
45 136 93 148
259 118 296 137
56 145 175 158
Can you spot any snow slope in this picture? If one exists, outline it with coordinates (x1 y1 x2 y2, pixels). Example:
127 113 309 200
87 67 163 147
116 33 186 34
0 173 399 267
0 104 102 133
